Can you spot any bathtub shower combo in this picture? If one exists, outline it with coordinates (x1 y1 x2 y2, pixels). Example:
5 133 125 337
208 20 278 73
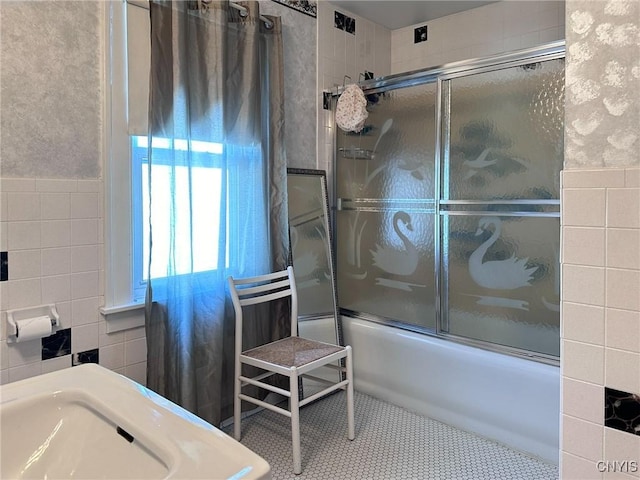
332 42 564 463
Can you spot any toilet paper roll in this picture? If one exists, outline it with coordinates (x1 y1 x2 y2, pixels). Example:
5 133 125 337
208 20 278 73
15 316 52 343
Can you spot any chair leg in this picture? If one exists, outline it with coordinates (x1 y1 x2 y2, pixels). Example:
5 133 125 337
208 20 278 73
346 346 355 440
234 364 242 441
290 371 302 475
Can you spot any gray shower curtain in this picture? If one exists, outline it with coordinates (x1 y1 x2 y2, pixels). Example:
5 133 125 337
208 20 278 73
145 0 289 426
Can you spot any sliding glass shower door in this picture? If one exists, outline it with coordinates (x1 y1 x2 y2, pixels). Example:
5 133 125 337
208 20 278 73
440 59 564 357
334 44 564 360
335 82 437 330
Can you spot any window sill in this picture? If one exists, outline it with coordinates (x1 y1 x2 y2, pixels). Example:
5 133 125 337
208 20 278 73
100 302 145 333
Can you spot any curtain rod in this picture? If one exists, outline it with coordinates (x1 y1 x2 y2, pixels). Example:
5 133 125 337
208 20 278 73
127 1 273 29
228 2 274 29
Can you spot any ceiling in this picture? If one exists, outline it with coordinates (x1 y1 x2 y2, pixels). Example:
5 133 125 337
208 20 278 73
328 1 498 30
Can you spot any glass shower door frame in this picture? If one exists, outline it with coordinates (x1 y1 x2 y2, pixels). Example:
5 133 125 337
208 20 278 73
333 41 565 365
435 51 564 363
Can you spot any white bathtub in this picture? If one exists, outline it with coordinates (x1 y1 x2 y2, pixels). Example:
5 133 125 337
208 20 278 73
342 316 560 465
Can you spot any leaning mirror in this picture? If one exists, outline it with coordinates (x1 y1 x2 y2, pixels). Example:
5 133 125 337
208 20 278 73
286 168 341 350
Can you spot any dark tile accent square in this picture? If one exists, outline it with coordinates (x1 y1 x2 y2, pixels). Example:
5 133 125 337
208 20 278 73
605 387 640 436
323 91 331 110
334 11 345 30
73 348 99 366
414 25 428 44
42 328 71 361
1 251 7 281
345 16 355 35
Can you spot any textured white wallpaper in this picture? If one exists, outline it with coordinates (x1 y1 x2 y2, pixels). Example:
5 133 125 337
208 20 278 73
258 0 317 169
565 0 640 168
0 1 102 178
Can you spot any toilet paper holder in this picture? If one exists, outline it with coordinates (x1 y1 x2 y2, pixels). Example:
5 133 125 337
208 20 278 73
6 304 60 342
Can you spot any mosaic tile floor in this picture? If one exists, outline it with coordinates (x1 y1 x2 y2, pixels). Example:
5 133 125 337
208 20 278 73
229 391 559 480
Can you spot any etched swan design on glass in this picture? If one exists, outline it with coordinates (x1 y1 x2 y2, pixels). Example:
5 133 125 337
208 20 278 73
469 216 537 290
462 147 530 180
370 211 419 276
464 147 497 169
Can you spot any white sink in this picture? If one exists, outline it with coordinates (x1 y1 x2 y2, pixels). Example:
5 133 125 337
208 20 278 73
0 364 270 479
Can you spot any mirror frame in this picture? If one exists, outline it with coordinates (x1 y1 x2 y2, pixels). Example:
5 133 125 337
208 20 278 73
286 168 342 346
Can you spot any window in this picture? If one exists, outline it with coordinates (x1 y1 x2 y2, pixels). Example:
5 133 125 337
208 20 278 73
104 1 227 330
131 136 224 299
102 0 149 331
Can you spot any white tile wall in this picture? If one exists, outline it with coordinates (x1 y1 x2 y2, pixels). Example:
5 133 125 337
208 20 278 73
562 414 605 462
562 264 606 306
562 378 604 425
607 229 640 270
41 354 71 374
603 429 640 479
390 1 565 74
562 339 605 384
563 227 606 266
563 188 607 227
606 269 640 311
562 451 603 480
562 302 605 346
561 167 640 478
605 348 640 395
71 322 100 354
606 309 640 352
317 1 391 175
607 189 640 229
0 177 146 386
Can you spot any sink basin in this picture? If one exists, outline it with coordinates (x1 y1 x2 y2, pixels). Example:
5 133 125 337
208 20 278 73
0 364 270 479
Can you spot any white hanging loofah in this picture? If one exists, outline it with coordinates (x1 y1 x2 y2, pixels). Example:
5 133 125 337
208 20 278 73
335 84 369 133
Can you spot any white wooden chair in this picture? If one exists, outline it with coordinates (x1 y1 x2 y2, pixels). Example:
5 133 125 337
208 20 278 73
227 266 354 475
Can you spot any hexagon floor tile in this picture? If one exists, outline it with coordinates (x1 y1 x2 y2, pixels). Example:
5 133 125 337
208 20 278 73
226 391 558 480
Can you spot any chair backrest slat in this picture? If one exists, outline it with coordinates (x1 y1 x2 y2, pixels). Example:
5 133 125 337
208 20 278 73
235 278 291 299
228 266 299 346
239 288 292 307
232 270 289 286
